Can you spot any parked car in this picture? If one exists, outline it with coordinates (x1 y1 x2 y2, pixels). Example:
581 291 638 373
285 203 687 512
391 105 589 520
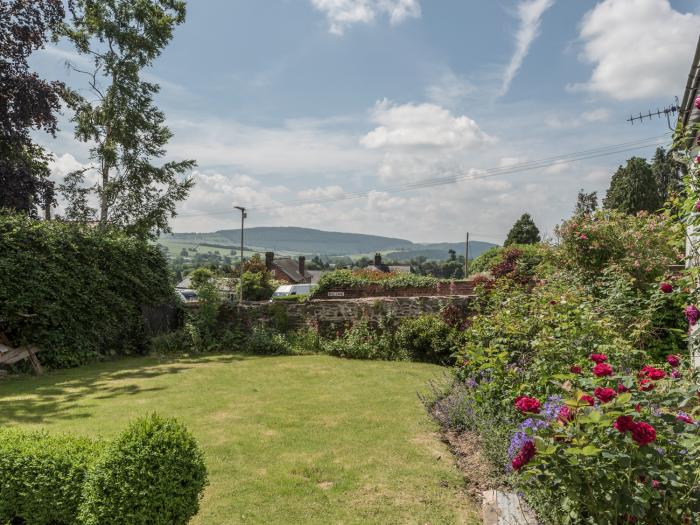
271 283 314 299
176 288 199 303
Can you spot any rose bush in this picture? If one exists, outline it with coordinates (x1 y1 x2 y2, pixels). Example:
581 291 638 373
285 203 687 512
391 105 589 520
512 355 700 524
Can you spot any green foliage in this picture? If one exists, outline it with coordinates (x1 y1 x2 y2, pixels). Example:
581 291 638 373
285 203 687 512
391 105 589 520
651 146 685 204
239 270 275 301
504 213 540 246
573 189 598 216
244 325 290 355
322 318 408 361
468 246 503 274
519 362 700 524
603 157 662 214
79 414 208 525
0 213 173 368
395 315 456 364
313 269 439 296
0 427 104 525
60 0 195 237
555 209 682 287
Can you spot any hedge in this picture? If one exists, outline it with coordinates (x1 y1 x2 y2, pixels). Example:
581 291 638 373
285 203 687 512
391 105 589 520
0 427 104 525
0 213 174 368
312 269 439 296
0 415 207 525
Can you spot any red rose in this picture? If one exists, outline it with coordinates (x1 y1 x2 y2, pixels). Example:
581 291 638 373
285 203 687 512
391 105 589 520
614 415 636 433
630 421 656 446
580 395 595 406
635 403 641 412
514 396 541 414
557 406 573 424
676 413 694 424
639 379 654 391
593 363 613 377
570 365 582 374
616 383 629 393
590 353 608 363
652 480 660 489
667 354 680 367
659 282 673 294
594 386 617 403
511 440 536 471
641 366 665 380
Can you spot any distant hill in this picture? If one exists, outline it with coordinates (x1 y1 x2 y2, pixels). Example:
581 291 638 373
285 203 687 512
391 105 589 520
161 227 497 259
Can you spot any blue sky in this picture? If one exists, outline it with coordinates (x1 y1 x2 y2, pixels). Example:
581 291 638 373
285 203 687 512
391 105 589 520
33 0 700 243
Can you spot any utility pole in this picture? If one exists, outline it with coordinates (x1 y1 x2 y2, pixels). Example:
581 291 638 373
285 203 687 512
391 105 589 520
234 206 246 304
464 232 469 278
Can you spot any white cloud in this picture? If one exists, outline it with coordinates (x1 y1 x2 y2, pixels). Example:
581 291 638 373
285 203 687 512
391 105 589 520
581 108 610 123
425 70 475 108
544 107 610 129
500 0 555 96
310 0 420 35
571 0 700 100
360 99 492 150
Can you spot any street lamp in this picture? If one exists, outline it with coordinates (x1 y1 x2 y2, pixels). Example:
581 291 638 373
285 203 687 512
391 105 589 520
234 206 246 304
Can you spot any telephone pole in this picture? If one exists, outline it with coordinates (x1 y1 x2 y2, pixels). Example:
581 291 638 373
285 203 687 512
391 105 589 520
464 232 469 278
234 206 246 304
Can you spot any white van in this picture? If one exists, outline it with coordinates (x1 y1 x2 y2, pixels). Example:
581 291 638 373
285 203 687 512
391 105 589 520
271 283 314 299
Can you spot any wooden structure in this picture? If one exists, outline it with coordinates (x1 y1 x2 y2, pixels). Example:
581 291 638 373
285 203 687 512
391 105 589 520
0 343 43 375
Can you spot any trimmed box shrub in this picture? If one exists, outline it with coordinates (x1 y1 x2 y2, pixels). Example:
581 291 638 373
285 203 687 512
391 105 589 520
0 427 104 525
0 415 207 525
79 414 208 525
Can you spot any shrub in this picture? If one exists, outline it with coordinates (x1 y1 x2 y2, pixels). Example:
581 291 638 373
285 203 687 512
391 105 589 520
513 356 700 524
312 269 439 296
238 270 275 301
79 414 208 525
0 428 104 525
0 213 173 368
244 325 290 355
322 318 408 361
395 315 456 364
555 210 682 287
469 246 503 274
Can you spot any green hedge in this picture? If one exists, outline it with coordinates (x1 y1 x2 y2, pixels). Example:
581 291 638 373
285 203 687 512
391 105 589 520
0 213 174 368
312 269 439 296
0 427 104 525
0 415 207 525
80 414 208 525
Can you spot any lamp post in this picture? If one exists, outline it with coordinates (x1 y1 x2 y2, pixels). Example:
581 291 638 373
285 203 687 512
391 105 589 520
234 206 246 304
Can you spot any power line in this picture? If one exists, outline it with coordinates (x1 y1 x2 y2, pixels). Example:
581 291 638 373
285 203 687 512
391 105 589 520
177 133 670 218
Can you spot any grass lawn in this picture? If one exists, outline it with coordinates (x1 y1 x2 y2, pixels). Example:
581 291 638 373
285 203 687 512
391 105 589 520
0 354 478 524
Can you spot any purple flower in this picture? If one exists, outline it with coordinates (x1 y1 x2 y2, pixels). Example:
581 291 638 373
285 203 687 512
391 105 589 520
542 395 563 421
685 305 700 326
465 377 477 389
507 418 548 467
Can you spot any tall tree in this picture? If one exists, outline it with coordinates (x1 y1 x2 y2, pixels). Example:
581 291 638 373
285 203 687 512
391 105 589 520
650 147 684 204
603 157 661 214
0 0 65 216
504 213 540 246
573 189 598 216
60 0 195 238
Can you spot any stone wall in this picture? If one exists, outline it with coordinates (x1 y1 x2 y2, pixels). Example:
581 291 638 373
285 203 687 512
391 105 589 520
318 281 475 299
222 295 473 334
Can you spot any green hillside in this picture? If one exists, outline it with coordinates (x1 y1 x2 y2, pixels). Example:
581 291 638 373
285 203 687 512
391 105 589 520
159 227 497 260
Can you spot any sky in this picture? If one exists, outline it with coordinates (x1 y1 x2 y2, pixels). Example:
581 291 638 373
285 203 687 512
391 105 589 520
30 0 700 244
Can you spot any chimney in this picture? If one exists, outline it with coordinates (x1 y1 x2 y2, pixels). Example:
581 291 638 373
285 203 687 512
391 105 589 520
298 256 306 276
374 253 382 266
265 251 274 270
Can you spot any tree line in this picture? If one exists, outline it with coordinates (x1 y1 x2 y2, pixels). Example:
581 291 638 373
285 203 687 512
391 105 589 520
502 146 684 246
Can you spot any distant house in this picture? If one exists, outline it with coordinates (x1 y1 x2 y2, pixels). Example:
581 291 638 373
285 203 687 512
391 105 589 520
366 253 411 274
265 252 312 284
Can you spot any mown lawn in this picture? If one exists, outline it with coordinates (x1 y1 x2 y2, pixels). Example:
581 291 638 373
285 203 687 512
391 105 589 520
0 354 477 524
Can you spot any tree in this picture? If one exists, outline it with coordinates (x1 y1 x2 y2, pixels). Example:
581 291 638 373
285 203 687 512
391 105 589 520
574 189 597 216
60 0 194 238
504 213 540 246
603 157 661 214
0 0 65 216
650 147 684 204
448 249 456 261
